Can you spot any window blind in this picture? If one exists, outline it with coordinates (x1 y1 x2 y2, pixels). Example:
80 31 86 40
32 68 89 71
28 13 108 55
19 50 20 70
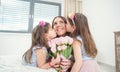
0 0 61 33
0 0 30 32
33 2 59 28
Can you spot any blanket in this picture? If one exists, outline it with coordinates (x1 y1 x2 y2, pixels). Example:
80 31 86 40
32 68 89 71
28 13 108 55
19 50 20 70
0 55 57 72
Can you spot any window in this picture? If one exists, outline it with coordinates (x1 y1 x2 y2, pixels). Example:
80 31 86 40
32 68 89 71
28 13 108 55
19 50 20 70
0 0 61 33
33 2 59 28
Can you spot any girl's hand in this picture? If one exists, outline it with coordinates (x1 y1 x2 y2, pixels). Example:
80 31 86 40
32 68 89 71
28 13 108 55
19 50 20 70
53 64 61 71
51 53 60 65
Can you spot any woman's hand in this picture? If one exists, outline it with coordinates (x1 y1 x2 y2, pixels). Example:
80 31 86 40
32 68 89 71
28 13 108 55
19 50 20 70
52 57 72 72
60 58 72 72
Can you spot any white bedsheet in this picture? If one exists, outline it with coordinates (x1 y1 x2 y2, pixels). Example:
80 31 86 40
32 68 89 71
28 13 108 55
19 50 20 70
0 55 57 72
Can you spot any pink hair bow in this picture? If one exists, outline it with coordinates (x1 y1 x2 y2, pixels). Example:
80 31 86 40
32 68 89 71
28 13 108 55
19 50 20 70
68 12 75 20
39 21 45 27
68 12 75 25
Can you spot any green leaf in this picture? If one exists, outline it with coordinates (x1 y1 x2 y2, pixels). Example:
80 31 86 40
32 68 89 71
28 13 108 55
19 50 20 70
61 45 72 59
48 52 57 58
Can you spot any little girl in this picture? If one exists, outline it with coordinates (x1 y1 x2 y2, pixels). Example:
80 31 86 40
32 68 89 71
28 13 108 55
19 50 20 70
22 21 60 69
66 13 100 72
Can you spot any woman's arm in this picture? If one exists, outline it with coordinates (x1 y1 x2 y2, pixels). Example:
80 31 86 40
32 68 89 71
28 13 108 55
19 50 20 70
70 40 82 72
35 48 60 69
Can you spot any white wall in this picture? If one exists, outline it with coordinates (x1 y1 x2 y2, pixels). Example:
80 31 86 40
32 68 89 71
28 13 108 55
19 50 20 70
82 0 120 66
0 33 31 56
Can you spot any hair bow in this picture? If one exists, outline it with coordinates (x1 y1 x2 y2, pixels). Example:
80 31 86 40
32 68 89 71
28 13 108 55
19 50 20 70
39 21 45 27
68 12 75 20
68 12 75 25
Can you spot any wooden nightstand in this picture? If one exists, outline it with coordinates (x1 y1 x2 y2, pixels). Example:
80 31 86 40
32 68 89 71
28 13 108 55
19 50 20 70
114 31 120 72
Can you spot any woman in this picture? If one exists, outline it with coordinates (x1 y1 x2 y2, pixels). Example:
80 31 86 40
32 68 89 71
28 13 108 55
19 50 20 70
52 16 73 72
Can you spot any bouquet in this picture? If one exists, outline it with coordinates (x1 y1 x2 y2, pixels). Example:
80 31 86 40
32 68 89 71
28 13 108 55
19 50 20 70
48 36 73 72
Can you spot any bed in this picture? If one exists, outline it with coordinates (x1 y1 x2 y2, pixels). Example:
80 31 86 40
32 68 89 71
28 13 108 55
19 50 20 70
0 55 57 72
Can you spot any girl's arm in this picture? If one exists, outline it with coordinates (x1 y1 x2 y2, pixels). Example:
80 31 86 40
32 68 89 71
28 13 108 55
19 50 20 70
35 48 60 69
70 40 82 72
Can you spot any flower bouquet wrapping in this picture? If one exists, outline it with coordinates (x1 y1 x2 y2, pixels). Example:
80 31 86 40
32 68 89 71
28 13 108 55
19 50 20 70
48 36 73 72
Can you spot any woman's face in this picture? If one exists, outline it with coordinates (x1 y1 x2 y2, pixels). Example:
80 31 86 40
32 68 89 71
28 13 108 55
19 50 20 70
52 17 66 36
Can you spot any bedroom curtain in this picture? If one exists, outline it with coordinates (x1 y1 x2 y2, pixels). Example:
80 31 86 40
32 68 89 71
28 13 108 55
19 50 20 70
64 0 82 17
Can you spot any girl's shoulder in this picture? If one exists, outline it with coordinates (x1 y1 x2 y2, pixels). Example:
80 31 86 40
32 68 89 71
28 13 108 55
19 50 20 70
72 36 82 47
32 45 45 50
32 45 47 55
73 39 82 45
76 35 82 41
